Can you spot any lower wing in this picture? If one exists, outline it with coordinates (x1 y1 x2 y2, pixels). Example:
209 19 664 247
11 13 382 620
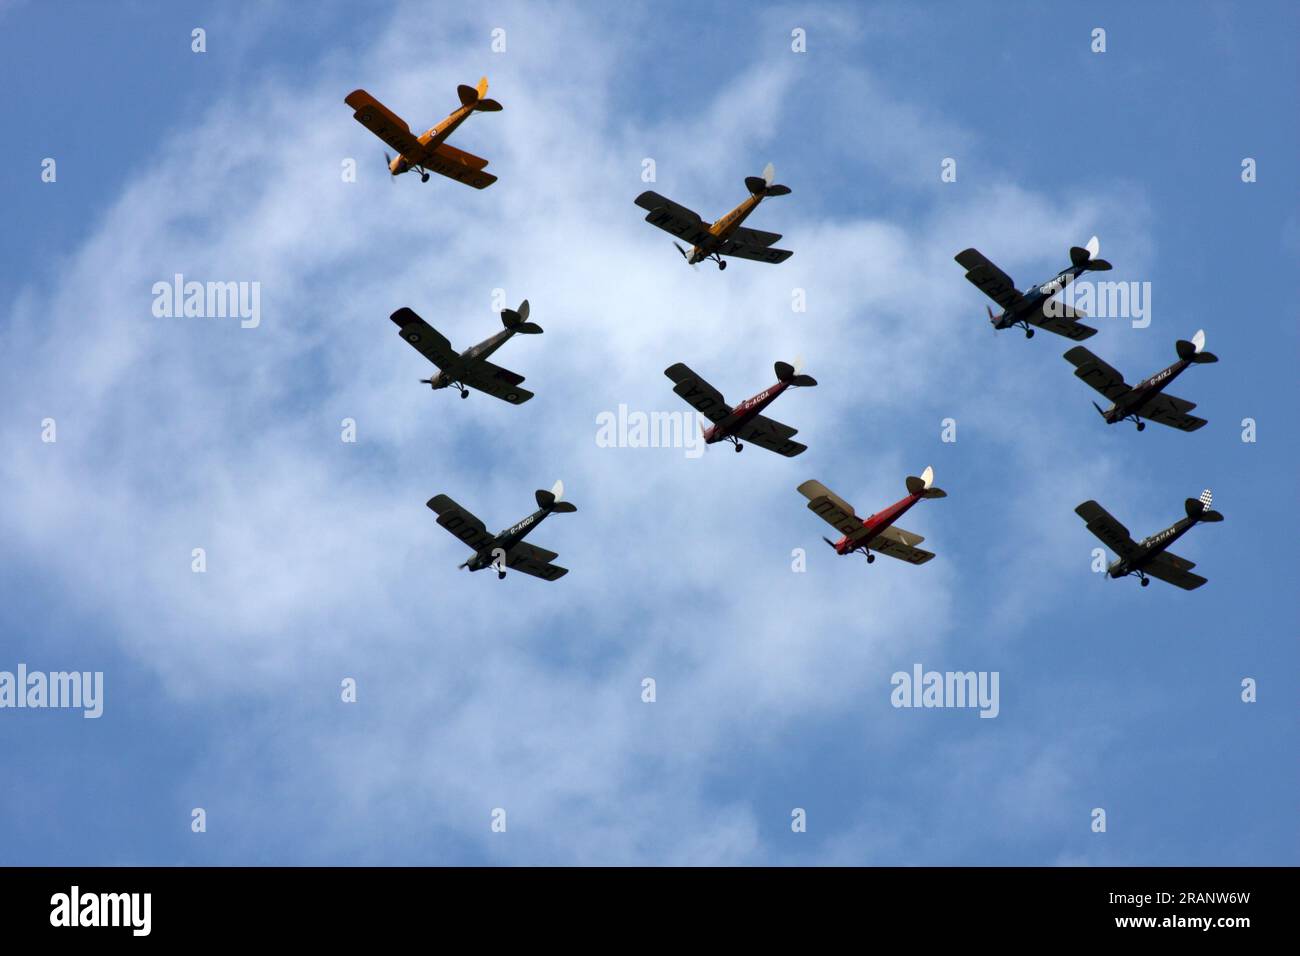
634 191 713 246
664 363 730 423
954 247 1024 311
426 495 495 552
1141 393 1207 432
719 237 793 264
1063 346 1131 401
1143 550 1208 590
869 533 936 565
419 142 498 189
505 541 568 581
737 414 806 457
1075 500 1139 557
797 479 869 541
345 89 423 156
461 359 534 404
391 308 458 369
1030 303 1098 340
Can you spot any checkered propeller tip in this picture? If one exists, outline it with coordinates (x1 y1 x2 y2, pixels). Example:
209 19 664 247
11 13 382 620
1199 489 1214 509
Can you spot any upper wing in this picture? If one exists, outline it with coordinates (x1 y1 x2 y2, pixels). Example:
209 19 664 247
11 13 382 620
426 494 495 552
869 533 936 565
504 541 568 581
345 90 423 156
634 191 713 246
1075 500 1139 557
391 307 458 370
1063 346 1132 401
718 236 793 264
420 142 498 189
736 414 806 457
1030 302 1098 341
664 363 730 423
731 225 782 247
797 480 871 542
954 248 1024 311
1141 393 1207 432
461 359 534 404
1143 550 1207 590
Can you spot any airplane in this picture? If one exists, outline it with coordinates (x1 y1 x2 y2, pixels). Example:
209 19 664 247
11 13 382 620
427 480 576 581
1063 329 1218 432
344 77 501 187
664 358 816 456
1076 489 1223 589
390 300 540 404
797 466 947 565
954 236 1113 340
634 163 793 269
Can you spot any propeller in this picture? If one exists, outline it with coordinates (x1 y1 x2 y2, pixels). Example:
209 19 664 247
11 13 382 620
672 241 699 271
382 150 395 183
420 378 436 388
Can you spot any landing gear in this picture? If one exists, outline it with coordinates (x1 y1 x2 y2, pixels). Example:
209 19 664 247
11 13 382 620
718 260 727 270
1025 328 1034 339
460 390 469 400
866 553 875 564
497 570 506 580
1140 576 1149 587
734 442 743 453
1126 569 1149 587
1120 412 1145 431
1136 421 1145 432
725 435 743 453
420 172 430 182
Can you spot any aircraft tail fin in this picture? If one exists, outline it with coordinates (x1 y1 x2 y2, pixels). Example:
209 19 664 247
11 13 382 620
1186 488 1223 522
746 163 791 197
1176 329 1218 363
1070 235 1112 271
459 77 502 111
536 480 578 513
502 300 542 334
906 465 948 499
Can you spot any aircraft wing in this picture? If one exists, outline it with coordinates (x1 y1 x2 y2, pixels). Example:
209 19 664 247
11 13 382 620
391 307 459 370
954 248 1024 311
869 533 936 565
731 225 782 247
419 142 498 189
1143 550 1207 590
876 524 925 548
1141 393 1207 432
797 480 872 542
1030 302 1098 341
345 90 424 157
1063 346 1132 401
504 541 568 581
718 236 793 264
461 359 534 404
1075 500 1139 558
426 494 496 552
634 191 713 246
736 414 806 457
664 363 730 423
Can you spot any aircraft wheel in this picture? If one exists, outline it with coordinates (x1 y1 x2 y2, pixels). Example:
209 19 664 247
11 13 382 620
497 570 506 580
1025 329 1035 339
1140 577 1149 587
460 391 469 399
1136 421 1145 431
734 443 743 453
719 261 727 270
420 172 430 182
866 553 875 564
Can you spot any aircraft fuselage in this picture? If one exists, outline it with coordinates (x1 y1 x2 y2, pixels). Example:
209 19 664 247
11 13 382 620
830 490 924 555
702 378 789 443
1098 356 1193 423
992 263 1088 329
687 193 764 263
427 327 516 389
390 103 473 176
463 506 551 572
1108 514 1199 578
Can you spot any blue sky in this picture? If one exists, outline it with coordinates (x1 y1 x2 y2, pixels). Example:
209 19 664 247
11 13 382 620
0 0 1296 865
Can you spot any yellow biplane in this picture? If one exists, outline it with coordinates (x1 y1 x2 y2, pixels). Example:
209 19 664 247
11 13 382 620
344 77 501 188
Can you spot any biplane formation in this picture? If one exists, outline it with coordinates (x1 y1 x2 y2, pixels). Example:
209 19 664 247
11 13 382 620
350 77 1225 592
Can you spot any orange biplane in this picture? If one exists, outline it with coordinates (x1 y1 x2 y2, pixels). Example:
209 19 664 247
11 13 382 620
635 163 792 269
344 77 501 188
